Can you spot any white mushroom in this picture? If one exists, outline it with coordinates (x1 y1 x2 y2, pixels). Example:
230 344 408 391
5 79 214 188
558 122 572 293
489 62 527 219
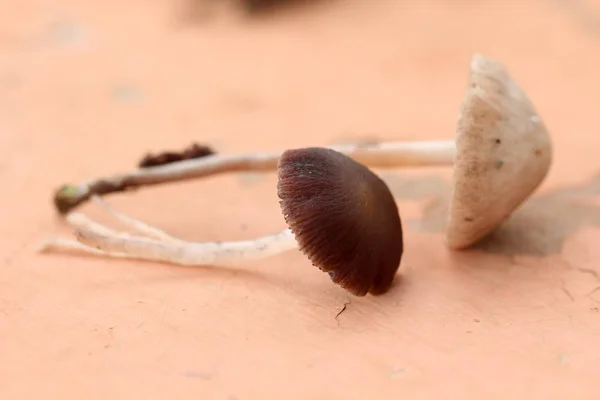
446 54 552 248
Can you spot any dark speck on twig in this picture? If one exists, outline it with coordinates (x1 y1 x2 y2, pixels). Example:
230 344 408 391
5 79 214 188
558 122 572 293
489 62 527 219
138 143 216 168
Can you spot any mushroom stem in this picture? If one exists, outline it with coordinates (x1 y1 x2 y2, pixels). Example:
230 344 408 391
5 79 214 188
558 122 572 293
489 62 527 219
40 212 298 267
53 139 456 214
75 227 298 266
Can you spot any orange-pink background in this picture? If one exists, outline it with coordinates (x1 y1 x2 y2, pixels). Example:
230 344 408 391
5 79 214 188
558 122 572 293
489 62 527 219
1 1 600 398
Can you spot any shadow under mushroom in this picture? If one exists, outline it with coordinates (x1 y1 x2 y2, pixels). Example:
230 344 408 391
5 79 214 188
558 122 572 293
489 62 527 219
381 171 600 257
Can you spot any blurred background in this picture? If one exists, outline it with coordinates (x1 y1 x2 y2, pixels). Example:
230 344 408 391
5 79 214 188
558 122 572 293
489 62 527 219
1 0 600 398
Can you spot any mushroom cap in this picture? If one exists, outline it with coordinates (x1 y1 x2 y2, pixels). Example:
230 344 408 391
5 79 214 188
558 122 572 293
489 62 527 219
277 147 403 296
446 54 553 249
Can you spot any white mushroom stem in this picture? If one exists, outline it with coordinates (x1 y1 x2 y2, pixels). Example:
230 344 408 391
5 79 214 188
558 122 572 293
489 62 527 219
331 139 455 167
75 226 296 266
54 139 456 214
40 196 299 266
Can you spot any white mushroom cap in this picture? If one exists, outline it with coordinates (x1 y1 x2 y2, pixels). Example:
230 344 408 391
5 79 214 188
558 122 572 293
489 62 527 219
446 54 553 249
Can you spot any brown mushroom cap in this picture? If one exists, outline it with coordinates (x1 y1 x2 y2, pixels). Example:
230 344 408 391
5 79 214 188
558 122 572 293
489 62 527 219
277 147 404 296
447 54 553 249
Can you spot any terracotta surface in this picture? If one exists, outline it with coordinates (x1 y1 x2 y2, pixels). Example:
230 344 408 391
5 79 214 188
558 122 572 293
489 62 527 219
2 0 600 398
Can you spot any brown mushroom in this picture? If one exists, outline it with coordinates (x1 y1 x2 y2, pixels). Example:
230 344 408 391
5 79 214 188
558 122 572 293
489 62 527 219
278 147 403 295
40 147 404 296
